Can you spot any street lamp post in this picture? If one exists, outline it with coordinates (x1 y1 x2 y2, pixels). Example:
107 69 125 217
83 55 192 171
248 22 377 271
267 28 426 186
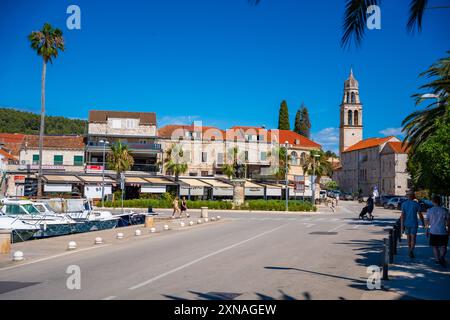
99 139 109 208
285 141 289 212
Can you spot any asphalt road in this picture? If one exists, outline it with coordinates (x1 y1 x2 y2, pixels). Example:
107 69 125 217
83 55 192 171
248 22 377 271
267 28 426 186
0 202 400 300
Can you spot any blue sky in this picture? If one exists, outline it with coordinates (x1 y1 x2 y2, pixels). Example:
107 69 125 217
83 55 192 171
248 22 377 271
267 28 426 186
0 0 449 152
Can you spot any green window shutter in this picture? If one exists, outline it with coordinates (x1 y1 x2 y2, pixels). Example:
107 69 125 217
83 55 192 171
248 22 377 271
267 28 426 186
32 154 39 165
74 156 83 166
54 155 63 165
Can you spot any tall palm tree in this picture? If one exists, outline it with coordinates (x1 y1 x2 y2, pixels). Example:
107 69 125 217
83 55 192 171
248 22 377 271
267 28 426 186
249 0 434 48
302 150 332 184
402 52 450 152
164 144 188 181
273 146 291 182
28 23 64 197
107 142 134 179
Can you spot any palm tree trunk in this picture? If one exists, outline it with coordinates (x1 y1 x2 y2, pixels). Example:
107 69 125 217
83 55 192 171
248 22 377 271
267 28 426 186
37 60 46 198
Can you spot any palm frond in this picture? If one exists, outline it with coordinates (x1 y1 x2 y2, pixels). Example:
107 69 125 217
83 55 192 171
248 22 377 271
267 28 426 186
341 0 379 48
407 0 428 33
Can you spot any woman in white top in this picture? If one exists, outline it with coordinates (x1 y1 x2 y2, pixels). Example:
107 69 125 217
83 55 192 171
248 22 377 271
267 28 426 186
425 196 450 267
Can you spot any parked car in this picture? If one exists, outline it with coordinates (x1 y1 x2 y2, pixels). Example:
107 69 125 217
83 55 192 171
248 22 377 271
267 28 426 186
328 190 341 198
375 195 397 207
384 197 407 210
341 192 354 201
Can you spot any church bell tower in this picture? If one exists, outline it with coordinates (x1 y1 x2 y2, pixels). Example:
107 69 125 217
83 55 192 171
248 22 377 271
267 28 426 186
339 68 363 154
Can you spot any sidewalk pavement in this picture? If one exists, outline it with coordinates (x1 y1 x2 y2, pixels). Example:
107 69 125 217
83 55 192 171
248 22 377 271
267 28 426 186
382 229 450 300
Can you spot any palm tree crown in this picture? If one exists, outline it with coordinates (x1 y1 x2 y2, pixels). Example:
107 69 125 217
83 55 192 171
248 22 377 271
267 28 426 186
107 142 134 178
164 144 188 180
28 23 65 63
402 52 450 152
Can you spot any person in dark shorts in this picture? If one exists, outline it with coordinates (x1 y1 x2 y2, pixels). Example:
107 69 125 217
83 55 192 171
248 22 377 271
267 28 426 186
401 192 425 258
180 196 190 218
425 195 450 267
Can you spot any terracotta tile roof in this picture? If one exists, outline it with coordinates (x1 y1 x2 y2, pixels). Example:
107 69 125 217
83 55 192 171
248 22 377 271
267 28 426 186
270 130 321 149
89 110 156 125
342 136 397 153
0 148 17 161
22 135 85 150
384 141 409 154
158 125 225 140
0 133 25 157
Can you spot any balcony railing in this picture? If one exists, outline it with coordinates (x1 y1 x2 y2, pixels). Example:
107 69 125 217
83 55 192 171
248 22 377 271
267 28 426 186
86 141 162 151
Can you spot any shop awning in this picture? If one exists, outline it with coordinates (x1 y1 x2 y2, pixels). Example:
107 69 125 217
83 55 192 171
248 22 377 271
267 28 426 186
200 179 232 188
77 175 116 184
144 177 177 185
244 181 263 189
179 178 210 187
43 175 81 184
125 177 149 185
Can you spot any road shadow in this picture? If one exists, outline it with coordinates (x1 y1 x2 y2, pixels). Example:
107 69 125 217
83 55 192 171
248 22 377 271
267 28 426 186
0 281 40 295
162 289 301 300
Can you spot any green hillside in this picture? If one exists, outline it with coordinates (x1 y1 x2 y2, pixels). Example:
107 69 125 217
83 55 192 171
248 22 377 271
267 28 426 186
0 108 87 135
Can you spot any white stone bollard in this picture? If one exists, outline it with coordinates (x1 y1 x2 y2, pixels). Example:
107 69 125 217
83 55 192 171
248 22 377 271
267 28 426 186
204 218 209 222
189 221 194 226
197 219 203 224
211 217 216 221
135 229 142 236
116 233 124 239
150 227 156 233
201 207 209 218
164 224 169 230
94 237 103 245
180 222 185 227
67 241 77 250
12 251 24 261
216 216 221 220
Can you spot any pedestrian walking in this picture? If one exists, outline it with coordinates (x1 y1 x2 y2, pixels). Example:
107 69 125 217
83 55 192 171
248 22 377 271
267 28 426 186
401 192 425 259
367 195 374 220
335 194 339 206
172 197 181 218
180 196 190 218
329 197 335 212
425 195 450 267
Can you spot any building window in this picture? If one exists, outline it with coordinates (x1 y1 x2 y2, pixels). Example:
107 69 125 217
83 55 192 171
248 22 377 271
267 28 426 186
126 119 137 129
300 152 306 165
74 156 83 166
354 110 359 126
54 155 63 165
351 92 355 103
348 110 353 126
202 152 207 163
217 153 224 164
260 151 267 161
111 119 121 129
32 154 39 165
290 151 298 165
244 151 249 161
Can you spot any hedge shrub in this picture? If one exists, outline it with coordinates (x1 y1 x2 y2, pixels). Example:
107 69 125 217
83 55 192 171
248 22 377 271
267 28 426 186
103 199 315 212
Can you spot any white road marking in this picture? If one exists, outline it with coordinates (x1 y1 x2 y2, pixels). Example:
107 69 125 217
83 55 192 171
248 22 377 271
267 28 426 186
314 218 325 222
128 224 286 291
353 225 360 229
328 224 347 232
102 296 117 300
301 223 315 228
301 218 312 221
0 244 111 272
331 218 340 222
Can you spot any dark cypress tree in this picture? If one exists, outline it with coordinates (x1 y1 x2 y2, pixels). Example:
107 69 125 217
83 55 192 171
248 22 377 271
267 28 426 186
278 100 290 130
298 103 311 138
294 109 302 135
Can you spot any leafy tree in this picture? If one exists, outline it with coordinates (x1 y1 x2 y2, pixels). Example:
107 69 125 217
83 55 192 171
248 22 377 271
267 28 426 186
0 108 86 135
294 104 311 138
28 23 65 196
164 143 188 181
402 52 450 153
324 180 339 190
273 146 291 181
302 150 332 183
107 142 134 179
407 120 450 195
278 100 290 130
